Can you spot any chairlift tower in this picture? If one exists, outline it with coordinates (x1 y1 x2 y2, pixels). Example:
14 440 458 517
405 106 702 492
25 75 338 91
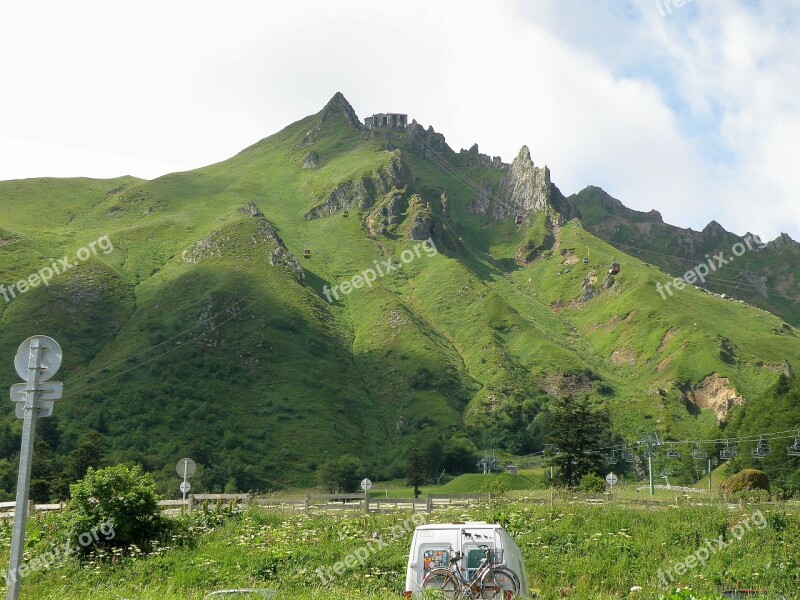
637 431 661 497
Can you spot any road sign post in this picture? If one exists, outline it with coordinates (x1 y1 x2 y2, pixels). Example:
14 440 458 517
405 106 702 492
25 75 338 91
605 472 618 493
7 336 62 600
361 478 372 513
176 458 196 502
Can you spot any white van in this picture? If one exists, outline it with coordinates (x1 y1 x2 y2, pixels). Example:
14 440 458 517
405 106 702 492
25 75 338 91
404 521 529 598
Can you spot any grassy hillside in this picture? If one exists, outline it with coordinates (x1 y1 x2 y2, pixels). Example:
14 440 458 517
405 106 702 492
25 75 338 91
571 185 800 326
1 93 798 494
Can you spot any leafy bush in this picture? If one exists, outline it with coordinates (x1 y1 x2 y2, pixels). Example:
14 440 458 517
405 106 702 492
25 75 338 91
719 468 769 499
578 473 606 494
730 489 771 504
318 454 363 493
60 464 169 555
480 478 508 497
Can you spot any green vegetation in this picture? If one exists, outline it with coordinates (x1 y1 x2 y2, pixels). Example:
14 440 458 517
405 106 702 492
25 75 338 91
544 396 612 487
61 465 169 555
317 455 364 494
2 499 797 599
1 93 798 497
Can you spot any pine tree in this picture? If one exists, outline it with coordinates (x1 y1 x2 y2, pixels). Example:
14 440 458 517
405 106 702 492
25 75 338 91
544 396 610 488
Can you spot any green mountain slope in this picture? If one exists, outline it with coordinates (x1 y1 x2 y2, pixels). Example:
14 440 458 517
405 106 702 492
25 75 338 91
0 93 797 494
570 185 800 326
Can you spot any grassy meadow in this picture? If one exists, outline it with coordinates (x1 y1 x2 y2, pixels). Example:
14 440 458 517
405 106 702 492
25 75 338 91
1 494 798 599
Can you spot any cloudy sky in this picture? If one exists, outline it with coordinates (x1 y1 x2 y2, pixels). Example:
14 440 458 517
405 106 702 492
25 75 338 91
1 0 798 239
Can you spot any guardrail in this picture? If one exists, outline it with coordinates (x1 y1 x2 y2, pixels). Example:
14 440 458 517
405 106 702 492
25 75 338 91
0 492 489 518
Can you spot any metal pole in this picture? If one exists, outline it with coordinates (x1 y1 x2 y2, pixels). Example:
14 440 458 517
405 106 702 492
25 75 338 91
7 341 43 600
648 452 654 497
182 460 188 501
708 459 712 492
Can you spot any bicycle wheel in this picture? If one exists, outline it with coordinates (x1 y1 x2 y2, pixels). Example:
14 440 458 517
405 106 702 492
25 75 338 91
422 568 462 599
479 566 519 599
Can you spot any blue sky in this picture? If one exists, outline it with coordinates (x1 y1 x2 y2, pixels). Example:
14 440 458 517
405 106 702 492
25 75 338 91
0 0 798 239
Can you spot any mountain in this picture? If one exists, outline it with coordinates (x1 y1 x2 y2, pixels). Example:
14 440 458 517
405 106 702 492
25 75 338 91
0 92 798 494
569 185 800 325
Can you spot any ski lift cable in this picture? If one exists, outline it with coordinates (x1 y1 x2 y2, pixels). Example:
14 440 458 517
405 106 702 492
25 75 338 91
591 428 800 455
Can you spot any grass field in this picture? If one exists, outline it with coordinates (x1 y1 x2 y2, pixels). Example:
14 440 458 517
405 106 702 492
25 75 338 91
2 497 797 599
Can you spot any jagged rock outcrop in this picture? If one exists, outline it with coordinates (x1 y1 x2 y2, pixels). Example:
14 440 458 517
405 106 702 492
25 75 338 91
306 153 409 219
301 92 362 146
256 220 306 285
183 203 305 285
496 146 554 219
301 151 319 169
678 374 743 423
407 120 451 154
459 144 508 169
240 201 263 218
406 196 442 241
465 145 571 222
766 232 798 249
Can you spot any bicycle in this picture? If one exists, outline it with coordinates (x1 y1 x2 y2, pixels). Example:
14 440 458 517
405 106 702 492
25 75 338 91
421 538 520 599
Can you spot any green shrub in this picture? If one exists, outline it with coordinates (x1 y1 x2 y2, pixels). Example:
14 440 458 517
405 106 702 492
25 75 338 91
730 489 771 504
480 478 508 497
719 468 769 498
60 464 169 555
578 473 606 494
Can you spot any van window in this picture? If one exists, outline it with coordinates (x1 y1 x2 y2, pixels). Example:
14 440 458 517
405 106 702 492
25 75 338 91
463 545 494 580
421 548 451 574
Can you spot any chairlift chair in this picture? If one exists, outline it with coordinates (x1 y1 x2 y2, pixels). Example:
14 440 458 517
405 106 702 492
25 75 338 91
720 440 738 460
605 451 617 465
692 444 708 461
583 247 590 265
515 215 523 225
667 449 681 460
622 447 636 463
788 431 800 457
303 243 311 259
752 436 771 459
342 208 349 217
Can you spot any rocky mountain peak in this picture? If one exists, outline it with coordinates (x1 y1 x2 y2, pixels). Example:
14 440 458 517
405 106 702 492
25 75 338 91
516 145 533 164
494 145 553 219
319 92 362 130
702 220 728 235
301 92 362 145
767 232 798 249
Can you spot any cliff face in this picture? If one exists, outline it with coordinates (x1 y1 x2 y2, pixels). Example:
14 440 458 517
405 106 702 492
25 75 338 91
466 145 569 221
496 145 553 219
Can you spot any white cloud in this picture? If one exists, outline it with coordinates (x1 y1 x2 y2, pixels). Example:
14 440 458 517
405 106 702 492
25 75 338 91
0 0 797 239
